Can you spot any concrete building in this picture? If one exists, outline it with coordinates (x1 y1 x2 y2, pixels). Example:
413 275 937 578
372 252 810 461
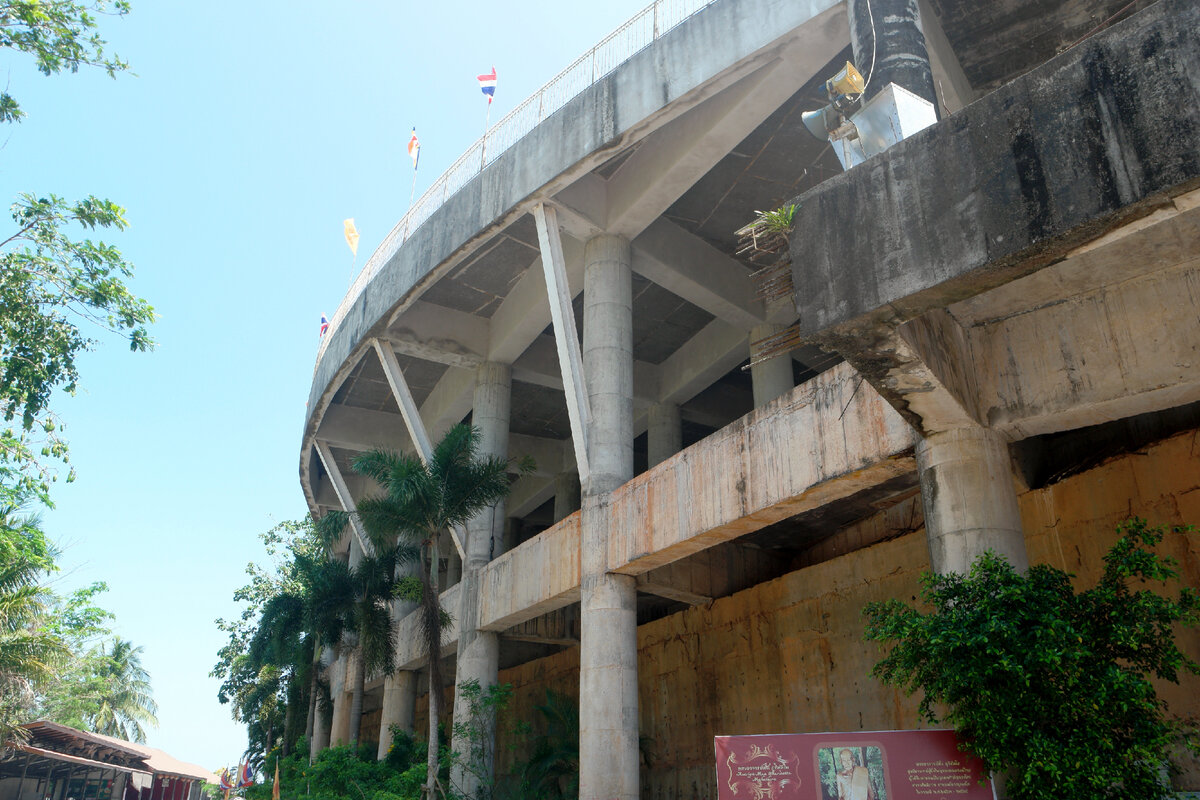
300 0 1200 795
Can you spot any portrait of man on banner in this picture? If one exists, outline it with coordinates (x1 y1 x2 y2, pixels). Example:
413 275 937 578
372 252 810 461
817 745 887 800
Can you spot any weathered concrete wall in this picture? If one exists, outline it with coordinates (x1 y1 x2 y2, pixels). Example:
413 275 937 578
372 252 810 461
790 0 1200 341
490 428 1200 797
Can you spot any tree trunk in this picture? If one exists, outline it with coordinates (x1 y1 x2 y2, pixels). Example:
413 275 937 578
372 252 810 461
348 647 365 752
305 651 319 745
423 536 443 798
282 698 295 757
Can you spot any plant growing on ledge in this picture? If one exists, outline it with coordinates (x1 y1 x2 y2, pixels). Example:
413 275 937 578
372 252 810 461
863 518 1200 800
735 203 796 262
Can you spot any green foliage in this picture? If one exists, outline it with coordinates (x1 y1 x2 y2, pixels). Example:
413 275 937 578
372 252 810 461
316 424 525 789
0 0 131 124
244 743 440 800
449 680 514 800
519 690 579 800
212 520 326 763
0 522 69 742
0 0 153 510
863 518 1200 800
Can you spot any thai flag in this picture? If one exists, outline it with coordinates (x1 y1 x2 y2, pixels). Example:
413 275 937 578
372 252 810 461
407 128 420 168
477 67 497 104
219 770 233 791
237 761 254 789
320 314 329 337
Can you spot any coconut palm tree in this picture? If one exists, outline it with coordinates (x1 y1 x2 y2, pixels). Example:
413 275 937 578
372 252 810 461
320 424 512 796
87 637 158 743
0 528 68 743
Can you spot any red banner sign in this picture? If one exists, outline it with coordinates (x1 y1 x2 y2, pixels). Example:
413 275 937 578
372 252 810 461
713 729 994 800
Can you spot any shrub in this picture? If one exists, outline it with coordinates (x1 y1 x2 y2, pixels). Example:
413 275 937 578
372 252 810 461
863 518 1200 800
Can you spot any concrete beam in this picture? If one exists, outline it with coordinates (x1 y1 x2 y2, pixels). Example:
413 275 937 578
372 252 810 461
632 218 764 329
317 404 411 453
657 319 749 406
374 338 435 460
970 255 1200 440
314 440 372 557
393 583 462 671
635 574 712 606
501 606 580 646
384 300 490 370
607 362 916 575
479 514 582 632
507 475 558 519
487 237 584 365
534 203 592 484
604 27 848 239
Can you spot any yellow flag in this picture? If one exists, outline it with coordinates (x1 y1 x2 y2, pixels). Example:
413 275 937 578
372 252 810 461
272 761 280 800
343 218 360 256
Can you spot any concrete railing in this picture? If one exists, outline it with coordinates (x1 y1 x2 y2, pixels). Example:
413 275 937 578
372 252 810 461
315 0 718 367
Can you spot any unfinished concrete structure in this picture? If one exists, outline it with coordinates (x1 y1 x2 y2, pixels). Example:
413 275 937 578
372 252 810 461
300 0 1200 795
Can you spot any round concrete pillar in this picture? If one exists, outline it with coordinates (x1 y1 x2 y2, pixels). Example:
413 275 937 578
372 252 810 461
451 362 511 794
310 692 330 758
377 670 416 760
582 234 633 496
916 426 1028 574
749 324 795 408
579 234 639 800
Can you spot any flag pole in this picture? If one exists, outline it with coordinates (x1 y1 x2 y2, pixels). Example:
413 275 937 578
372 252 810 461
404 145 419 241
481 99 491 169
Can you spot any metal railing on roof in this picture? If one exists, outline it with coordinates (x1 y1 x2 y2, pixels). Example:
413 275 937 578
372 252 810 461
315 0 718 368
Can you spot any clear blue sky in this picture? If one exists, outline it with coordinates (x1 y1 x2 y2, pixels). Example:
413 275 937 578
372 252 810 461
2 0 650 773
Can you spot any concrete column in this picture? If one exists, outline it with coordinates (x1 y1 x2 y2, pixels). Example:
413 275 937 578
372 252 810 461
847 0 938 113
377 670 416 760
582 235 634 491
311 697 329 758
329 687 350 746
444 536 462 586
579 234 639 800
451 363 511 795
553 470 581 522
647 402 682 468
916 426 1028 574
750 324 794 408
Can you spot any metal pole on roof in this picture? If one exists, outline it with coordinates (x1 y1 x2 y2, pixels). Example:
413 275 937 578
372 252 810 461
13 753 30 800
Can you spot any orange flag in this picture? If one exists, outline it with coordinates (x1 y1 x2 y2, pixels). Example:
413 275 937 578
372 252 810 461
272 761 280 800
343 219 360 256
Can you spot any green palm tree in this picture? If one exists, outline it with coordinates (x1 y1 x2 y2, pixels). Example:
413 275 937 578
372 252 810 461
88 637 158 743
306 548 407 752
320 424 512 795
0 532 68 743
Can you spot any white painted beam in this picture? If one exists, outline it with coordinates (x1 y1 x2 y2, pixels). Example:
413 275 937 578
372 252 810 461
603 37 843 239
632 219 764 329
373 338 465 560
533 202 592 484
374 338 435 460
314 439 373 557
